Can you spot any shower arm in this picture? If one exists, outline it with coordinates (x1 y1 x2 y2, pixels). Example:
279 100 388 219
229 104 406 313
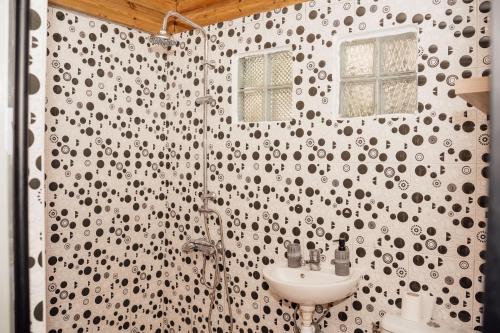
161 11 205 37
160 11 210 73
160 11 210 95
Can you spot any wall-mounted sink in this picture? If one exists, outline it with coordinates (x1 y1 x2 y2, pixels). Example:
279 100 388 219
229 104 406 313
263 262 362 333
263 262 361 305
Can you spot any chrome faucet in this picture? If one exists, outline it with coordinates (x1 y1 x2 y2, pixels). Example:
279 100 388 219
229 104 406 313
182 238 216 256
304 249 321 271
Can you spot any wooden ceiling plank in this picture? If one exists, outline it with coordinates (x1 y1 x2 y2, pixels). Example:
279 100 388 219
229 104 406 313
129 0 177 13
177 0 223 13
104 0 168 20
181 0 306 27
181 1 241 26
49 0 164 22
49 0 162 33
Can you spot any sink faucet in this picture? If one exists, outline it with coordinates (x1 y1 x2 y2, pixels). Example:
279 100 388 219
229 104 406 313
304 249 321 271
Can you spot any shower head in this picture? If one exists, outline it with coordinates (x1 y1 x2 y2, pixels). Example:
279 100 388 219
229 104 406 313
149 30 179 48
153 11 208 50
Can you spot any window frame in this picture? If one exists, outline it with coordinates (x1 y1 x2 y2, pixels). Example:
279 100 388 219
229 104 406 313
232 46 293 123
332 26 419 119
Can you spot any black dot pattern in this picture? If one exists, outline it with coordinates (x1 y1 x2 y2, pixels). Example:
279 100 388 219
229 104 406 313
45 1 490 332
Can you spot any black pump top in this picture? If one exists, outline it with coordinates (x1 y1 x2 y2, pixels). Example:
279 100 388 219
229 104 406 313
338 238 346 251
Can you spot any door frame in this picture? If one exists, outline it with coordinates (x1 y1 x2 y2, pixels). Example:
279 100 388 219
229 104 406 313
12 0 31 331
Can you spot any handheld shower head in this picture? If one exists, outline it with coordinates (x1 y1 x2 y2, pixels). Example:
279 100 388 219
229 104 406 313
149 31 179 48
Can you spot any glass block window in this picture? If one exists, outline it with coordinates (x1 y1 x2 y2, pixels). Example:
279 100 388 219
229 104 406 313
339 31 417 117
236 49 293 122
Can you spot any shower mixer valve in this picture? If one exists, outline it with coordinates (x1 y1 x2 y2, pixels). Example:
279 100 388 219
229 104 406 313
182 238 216 256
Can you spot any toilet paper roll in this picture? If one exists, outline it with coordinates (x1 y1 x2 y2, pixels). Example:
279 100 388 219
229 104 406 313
401 292 422 322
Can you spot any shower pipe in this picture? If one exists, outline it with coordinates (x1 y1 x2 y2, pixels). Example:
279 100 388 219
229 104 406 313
158 11 234 333
160 12 213 232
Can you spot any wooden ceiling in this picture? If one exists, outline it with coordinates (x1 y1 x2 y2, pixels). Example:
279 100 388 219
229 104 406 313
48 0 308 34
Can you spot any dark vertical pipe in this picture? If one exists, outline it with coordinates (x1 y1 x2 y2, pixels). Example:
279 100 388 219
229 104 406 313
12 0 31 331
484 1 500 332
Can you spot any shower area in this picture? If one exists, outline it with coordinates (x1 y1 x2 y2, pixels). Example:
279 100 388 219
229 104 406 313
29 0 492 332
44 7 234 332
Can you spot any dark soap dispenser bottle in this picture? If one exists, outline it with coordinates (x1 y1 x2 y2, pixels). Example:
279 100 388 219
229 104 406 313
333 238 350 276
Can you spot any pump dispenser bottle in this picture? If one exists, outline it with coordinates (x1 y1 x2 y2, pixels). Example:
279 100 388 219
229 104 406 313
333 238 350 276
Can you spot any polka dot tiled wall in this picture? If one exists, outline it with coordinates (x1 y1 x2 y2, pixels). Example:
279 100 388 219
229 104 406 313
45 0 490 332
29 0 47 331
45 8 171 332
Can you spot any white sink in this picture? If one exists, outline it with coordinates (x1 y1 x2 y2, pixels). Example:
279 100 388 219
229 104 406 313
263 262 362 333
263 262 361 305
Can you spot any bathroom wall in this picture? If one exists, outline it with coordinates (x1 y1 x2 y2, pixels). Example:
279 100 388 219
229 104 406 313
29 0 48 331
44 8 176 332
44 0 490 333
165 0 490 332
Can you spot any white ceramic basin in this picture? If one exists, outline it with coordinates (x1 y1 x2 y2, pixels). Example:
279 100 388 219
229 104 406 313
263 262 362 306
